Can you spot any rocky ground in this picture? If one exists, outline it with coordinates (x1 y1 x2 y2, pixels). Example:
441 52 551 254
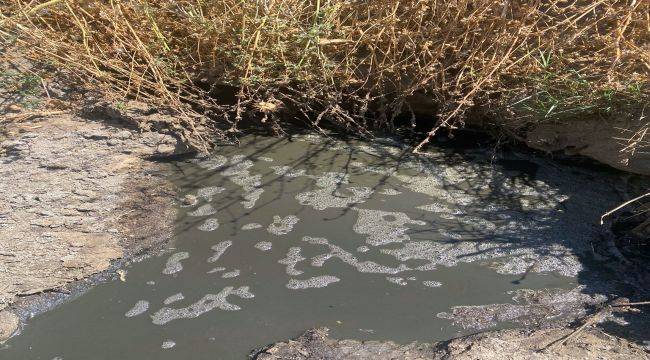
0 110 180 341
253 327 649 360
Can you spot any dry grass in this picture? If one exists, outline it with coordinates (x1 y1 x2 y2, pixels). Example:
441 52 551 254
1 0 648 152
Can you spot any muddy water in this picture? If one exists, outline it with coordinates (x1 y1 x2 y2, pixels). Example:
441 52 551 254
1 134 623 359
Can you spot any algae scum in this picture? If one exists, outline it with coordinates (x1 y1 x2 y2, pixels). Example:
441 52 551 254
2 134 623 359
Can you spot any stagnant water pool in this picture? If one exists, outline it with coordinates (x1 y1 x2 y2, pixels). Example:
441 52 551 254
1 134 624 359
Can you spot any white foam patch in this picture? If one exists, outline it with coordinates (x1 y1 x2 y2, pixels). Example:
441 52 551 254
162 252 189 275
197 186 225 201
353 208 426 246
296 172 373 210
241 223 263 230
207 241 232 263
198 218 220 231
151 286 254 325
192 154 228 170
270 166 306 178
163 293 185 305
350 161 398 177
303 236 409 274
423 281 443 287
161 340 176 349
267 215 299 235
221 155 264 208
416 203 462 214
286 276 340 290
381 241 583 277
254 241 272 251
207 267 226 274
379 188 401 195
222 269 240 278
356 246 370 253
188 204 217 217
386 277 407 286
278 247 306 276
125 300 149 317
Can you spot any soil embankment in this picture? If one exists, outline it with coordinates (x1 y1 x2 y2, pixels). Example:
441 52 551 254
0 113 178 341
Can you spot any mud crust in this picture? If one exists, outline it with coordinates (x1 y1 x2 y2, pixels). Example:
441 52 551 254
0 112 180 341
252 327 649 360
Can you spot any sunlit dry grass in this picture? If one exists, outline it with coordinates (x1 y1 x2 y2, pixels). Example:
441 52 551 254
1 0 647 152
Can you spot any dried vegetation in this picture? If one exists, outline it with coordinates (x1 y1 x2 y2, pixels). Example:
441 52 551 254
1 0 648 153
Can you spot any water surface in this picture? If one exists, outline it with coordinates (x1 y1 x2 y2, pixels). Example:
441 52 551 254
1 134 622 359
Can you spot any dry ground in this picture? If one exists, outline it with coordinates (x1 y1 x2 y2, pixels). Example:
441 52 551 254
0 112 179 341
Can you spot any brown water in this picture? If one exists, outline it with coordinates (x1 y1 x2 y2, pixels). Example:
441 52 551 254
0 134 623 359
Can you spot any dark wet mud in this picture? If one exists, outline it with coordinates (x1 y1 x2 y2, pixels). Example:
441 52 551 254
0 134 631 359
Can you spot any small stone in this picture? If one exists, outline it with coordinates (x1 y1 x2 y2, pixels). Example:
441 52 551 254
75 205 95 212
6 104 22 113
156 143 175 155
181 194 198 206
81 131 110 140
114 130 132 140
107 139 121 146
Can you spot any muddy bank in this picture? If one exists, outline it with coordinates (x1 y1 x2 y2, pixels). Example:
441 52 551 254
0 114 178 341
253 327 648 360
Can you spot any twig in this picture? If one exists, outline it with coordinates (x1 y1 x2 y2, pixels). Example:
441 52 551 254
542 307 610 352
601 192 650 225
611 301 650 307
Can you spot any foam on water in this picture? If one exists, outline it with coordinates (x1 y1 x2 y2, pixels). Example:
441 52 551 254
352 208 427 246
163 293 185 305
151 286 255 325
192 154 228 170
386 277 407 286
270 166 306 178
207 241 232 263
241 223 263 230
267 215 299 235
379 188 401 196
197 186 225 201
381 240 583 277
278 247 306 276
254 241 272 251
296 172 373 210
423 281 443 288
222 269 240 278
221 155 264 209
286 276 340 290
188 204 217 217
124 300 149 317
161 340 176 349
207 267 226 274
198 218 220 232
303 236 410 274
162 252 190 275
436 286 606 330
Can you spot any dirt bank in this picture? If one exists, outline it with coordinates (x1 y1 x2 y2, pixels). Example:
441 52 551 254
253 327 649 360
0 113 179 341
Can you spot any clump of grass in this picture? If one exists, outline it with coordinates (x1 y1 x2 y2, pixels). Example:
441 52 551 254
0 1 647 154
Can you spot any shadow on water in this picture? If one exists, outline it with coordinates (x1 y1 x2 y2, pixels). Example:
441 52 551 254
168 131 645 343
2 130 648 359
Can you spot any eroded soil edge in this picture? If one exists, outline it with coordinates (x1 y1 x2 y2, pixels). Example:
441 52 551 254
0 114 178 341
